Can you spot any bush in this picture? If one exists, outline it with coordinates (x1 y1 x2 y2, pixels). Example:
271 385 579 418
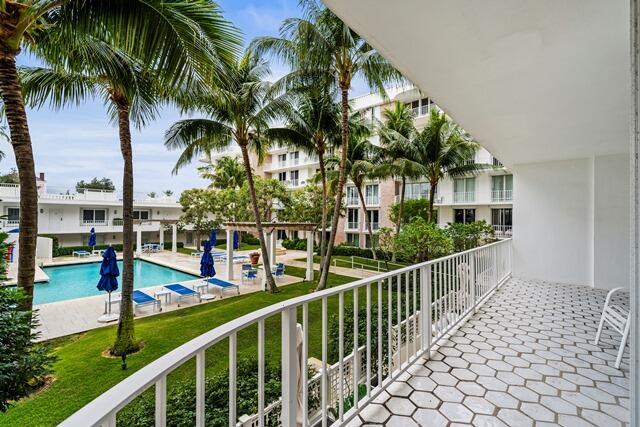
394 218 453 263
54 241 184 257
444 220 495 252
389 198 436 226
281 238 309 251
241 232 260 245
0 288 56 412
117 358 282 427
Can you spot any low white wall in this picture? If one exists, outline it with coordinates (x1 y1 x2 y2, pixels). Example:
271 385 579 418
36 236 53 262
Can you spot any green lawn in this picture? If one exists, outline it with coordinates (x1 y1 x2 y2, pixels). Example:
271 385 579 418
0 266 357 426
299 255 408 272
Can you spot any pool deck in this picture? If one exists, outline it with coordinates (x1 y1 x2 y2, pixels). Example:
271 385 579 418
34 249 311 341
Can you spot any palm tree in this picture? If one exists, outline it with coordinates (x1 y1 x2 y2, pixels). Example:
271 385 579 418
413 109 485 222
264 88 340 269
377 102 423 250
252 0 403 290
21 14 240 355
0 0 240 310
165 50 288 293
327 118 381 258
199 155 246 189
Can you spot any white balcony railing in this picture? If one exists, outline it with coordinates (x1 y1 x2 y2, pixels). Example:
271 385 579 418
492 224 513 236
453 191 475 203
61 239 512 427
491 189 513 202
0 183 20 198
346 221 359 230
365 196 379 205
80 220 108 227
346 197 359 207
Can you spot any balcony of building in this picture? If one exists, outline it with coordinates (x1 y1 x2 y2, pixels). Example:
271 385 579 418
491 190 513 203
453 191 476 204
61 239 630 427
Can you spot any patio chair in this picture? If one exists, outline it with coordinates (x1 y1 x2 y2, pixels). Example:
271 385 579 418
271 263 285 281
72 250 91 257
108 290 162 314
594 287 631 369
242 264 258 285
206 277 240 298
164 283 201 306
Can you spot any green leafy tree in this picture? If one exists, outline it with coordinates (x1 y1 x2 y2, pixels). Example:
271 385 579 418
394 218 453 263
75 177 115 192
199 156 246 190
178 188 218 250
389 198 434 227
280 183 334 227
237 177 291 222
0 0 240 312
252 0 403 290
0 168 19 184
20 3 240 353
165 50 289 293
445 220 495 252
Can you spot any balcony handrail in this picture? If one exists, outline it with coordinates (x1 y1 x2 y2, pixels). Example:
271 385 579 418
61 238 512 427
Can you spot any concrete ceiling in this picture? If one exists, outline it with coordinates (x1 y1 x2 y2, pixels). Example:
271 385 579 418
322 0 630 166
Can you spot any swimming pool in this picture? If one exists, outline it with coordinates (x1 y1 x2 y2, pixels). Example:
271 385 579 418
36 260 199 304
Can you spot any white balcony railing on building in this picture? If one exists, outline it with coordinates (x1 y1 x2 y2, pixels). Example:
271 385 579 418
80 220 109 226
346 197 359 207
491 190 513 202
61 239 512 427
347 221 359 230
0 183 20 198
364 223 380 232
453 191 475 203
492 224 513 236
365 196 379 205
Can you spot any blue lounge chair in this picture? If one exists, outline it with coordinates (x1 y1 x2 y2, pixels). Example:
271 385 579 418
164 283 201 306
132 290 162 313
271 263 285 281
72 250 91 257
207 277 240 298
241 264 258 285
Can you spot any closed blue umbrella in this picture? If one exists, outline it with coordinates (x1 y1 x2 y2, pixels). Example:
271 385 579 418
233 230 239 250
209 229 217 248
200 240 216 278
88 227 97 249
97 246 119 321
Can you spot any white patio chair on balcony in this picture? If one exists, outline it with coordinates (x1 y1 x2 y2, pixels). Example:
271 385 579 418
594 287 631 369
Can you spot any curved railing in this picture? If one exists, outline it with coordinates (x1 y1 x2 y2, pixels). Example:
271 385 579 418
61 239 512 427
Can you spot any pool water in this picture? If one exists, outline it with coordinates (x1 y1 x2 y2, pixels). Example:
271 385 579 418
36 260 199 304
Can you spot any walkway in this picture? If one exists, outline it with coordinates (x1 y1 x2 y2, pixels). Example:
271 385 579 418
352 278 630 426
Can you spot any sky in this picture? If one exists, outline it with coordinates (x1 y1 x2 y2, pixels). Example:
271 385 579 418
0 0 370 196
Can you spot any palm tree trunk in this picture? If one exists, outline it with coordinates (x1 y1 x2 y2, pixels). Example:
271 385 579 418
317 85 350 291
427 180 438 223
111 95 138 355
239 143 277 292
356 184 377 260
0 54 37 310
318 149 328 273
392 176 406 262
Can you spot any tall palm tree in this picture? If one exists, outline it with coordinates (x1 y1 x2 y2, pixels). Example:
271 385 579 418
21 21 240 356
199 155 246 189
377 102 423 250
327 118 381 258
264 88 340 269
413 109 485 222
0 0 240 310
252 0 403 290
165 50 287 293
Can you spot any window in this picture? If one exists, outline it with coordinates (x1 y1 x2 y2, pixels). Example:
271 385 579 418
346 233 359 247
365 184 379 205
347 208 359 229
82 209 106 224
290 170 299 186
364 233 379 249
278 172 287 182
405 97 432 117
405 182 431 200
454 208 476 224
492 208 513 234
491 175 513 201
290 151 300 165
6 207 19 222
465 153 476 165
277 230 287 240
277 153 286 167
453 178 475 202
492 157 503 167
366 209 379 230
133 210 150 220
346 186 359 206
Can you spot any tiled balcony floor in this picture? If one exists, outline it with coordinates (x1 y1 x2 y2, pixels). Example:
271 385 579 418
353 278 630 427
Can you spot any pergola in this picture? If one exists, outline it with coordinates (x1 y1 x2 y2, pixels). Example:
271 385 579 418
133 219 179 254
222 222 317 284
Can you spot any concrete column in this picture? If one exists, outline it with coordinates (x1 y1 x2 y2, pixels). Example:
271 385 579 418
171 224 177 253
269 231 277 266
306 231 314 281
136 227 142 255
159 225 164 249
226 229 234 280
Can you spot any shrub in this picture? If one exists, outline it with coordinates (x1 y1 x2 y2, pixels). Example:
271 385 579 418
241 232 260 245
0 288 56 412
394 218 453 263
117 358 282 427
281 238 310 251
444 220 495 252
389 198 436 226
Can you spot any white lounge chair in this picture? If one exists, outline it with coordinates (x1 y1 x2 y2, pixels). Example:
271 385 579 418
594 287 631 369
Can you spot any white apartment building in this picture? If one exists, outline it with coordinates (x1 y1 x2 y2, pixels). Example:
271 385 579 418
0 173 185 248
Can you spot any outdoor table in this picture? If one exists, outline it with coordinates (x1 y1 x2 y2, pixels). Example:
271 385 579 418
154 289 172 305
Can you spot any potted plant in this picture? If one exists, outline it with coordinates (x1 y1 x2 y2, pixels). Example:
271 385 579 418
249 251 260 265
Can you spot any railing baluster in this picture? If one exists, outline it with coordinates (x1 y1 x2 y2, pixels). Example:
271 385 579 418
321 297 328 427
366 282 371 397
258 320 265 427
404 271 410 364
396 274 401 369
155 376 166 427
412 269 417 358
387 277 392 376
281 307 297 427
338 292 344 421
377 280 383 386
228 336 236 427
353 288 359 408
302 304 309 427
421 265 432 351
197 349 206 427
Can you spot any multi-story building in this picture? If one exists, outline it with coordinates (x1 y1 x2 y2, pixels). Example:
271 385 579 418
0 173 186 248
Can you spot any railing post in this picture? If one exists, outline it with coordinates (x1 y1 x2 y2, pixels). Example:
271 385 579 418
420 265 432 351
155 375 167 427
470 252 477 312
281 307 297 427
